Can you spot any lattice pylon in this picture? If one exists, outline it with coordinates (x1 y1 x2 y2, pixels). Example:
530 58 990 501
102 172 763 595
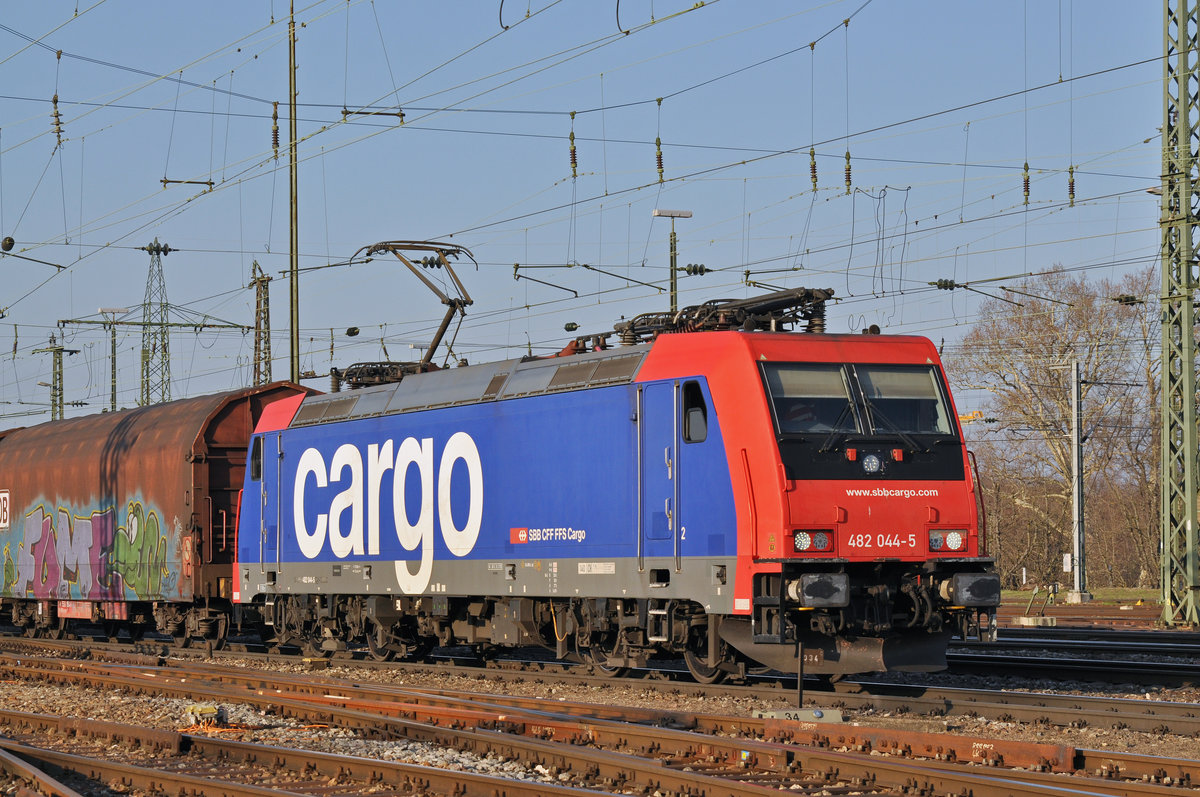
250 260 272 385
140 238 172 405
1160 0 1200 625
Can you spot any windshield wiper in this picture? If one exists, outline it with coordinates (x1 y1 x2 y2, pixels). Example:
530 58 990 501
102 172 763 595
818 403 857 452
862 399 925 453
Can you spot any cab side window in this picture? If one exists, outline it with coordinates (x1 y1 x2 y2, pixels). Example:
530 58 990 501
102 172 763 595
682 381 708 443
250 436 263 481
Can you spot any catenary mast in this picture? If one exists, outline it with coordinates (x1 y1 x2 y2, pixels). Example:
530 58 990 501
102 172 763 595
1160 0 1200 624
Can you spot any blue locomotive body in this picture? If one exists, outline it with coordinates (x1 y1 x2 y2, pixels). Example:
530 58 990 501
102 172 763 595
235 358 739 617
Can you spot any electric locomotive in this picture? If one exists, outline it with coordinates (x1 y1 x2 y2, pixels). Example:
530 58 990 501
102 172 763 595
233 285 999 677
0 261 997 675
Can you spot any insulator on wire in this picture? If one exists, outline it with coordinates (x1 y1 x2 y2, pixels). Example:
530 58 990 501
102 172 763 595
51 94 63 146
810 147 818 192
844 150 851 194
1068 165 1075 207
569 111 577 178
272 102 280 159
655 97 664 183
53 53 64 146
1022 161 1030 206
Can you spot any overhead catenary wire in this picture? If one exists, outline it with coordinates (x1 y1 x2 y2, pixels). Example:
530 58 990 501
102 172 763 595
0 3 1162 412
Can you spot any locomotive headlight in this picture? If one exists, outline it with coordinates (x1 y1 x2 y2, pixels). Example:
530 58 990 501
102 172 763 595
793 530 833 553
862 454 882 474
929 530 967 552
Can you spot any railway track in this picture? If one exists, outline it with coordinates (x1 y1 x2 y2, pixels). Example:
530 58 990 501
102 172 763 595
1 635 1196 733
948 649 1200 685
0 648 1196 796
997 600 1162 627
964 625 1200 655
0 712 595 797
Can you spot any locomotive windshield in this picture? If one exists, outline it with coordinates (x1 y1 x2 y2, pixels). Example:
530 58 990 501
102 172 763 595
764 363 953 436
763 362 963 480
764 364 860 434
856 365 954 435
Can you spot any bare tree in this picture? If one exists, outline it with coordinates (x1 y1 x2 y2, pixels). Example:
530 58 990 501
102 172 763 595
947 266 1159 589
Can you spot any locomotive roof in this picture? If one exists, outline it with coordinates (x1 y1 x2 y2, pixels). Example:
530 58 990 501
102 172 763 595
287 326 944 429
289 344 650 428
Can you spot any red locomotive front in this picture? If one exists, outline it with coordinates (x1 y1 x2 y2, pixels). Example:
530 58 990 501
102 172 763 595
641 330 998 673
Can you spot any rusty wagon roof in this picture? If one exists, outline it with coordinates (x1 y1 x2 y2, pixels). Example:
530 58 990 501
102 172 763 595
0 382 306 471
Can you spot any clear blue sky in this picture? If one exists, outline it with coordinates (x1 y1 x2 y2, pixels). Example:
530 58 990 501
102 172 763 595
0 1 1161 419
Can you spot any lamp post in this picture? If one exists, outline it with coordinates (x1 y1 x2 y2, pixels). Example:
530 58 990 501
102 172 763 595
653 208 692 313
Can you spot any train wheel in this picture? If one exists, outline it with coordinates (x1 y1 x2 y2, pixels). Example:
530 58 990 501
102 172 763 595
365 618 394 662
302 632 332 658
397 639 433 662
574 611 628 676
582 646 626 677
578 630 628 677
271 597 307 652
683 649 727 684
683 617 728 684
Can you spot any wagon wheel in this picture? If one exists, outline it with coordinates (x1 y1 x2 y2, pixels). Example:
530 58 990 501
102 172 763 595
208 614 230 652
42 618 68 640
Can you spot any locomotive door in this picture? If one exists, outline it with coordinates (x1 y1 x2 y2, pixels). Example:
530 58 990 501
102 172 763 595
256 431 283 576
638 381 679 570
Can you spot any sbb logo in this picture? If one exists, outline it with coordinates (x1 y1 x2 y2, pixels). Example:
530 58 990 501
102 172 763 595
510 527 528 544
293 431 483 594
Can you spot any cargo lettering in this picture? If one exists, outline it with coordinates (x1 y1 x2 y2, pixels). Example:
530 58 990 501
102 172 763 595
293 432 483 594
